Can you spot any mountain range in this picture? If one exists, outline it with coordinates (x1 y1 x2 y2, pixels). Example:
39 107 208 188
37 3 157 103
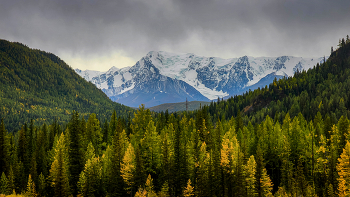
76 51 326 108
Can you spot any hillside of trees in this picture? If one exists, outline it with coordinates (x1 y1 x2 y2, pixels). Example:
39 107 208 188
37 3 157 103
0 36 350 197
0 39 133 131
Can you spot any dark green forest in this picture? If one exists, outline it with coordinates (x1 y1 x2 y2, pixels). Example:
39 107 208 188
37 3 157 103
1 36 350 197
0 39 133 132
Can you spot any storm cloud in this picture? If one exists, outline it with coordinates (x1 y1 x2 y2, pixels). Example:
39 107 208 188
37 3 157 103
1 0 350 71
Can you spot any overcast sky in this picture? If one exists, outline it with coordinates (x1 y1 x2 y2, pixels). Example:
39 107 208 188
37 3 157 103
1 0 350 71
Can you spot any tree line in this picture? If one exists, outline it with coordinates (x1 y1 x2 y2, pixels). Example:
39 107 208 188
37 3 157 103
1 105 350 196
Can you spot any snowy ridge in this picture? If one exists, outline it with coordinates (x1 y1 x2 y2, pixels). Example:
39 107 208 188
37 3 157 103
147 51 325 99
75 51 326 107
75 69 102 81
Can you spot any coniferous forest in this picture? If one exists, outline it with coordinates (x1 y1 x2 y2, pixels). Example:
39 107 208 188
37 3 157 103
1 37 350 197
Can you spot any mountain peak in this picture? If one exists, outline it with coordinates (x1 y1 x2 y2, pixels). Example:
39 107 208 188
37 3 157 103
76 51 326 107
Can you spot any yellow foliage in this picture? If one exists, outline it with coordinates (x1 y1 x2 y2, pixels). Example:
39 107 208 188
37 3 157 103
121 143 135 191
134 188 147 197
183 179 194 197
260 168 273 197
337 141 350 197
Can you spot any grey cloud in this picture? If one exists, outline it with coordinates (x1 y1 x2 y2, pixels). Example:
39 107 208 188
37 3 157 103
1 0 350 68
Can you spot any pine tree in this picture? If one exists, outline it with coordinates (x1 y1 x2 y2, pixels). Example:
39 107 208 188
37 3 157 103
36 125 48 177
68 111 83 196
255 142 273 197
108 126 127 196
108 110 117 144
84 142 96 164
0 119 8 174
49 133 70 197
78 157 102 197
29 153 37 187
141 120 161 177
101 146 112 196
132 105 152 142
244 155 257 197
18 126 28 172
86 113 103 155
7 166 15 194
37 173 46 197
0 172 10 195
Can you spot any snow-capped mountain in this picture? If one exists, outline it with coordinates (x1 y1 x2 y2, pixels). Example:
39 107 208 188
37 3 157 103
75 69 102 81
75 51 326 108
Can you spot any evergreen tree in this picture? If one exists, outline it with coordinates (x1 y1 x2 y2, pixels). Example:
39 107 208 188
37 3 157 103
86 113 103 155
0 119 8 174
0 172 10 195
36 125 48 177
37 173 46 197
7 166 15 194
78 157 102 197
108 126 127 196
68 111 83 196
49 133 70 197
244 155 257 197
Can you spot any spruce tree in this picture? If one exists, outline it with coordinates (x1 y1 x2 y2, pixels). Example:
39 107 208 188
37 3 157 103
49 133 70 197
0 119 8 174
37 173 46 197
68 111 83 196
86 113 102 155
78 157 102 197
0 172 10 195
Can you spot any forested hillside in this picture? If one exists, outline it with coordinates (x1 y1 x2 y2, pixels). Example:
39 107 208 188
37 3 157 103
1 37 350 197
0 39 133 131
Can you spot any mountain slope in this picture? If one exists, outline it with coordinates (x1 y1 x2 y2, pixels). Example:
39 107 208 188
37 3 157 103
76 51 325 108
0 39 133 131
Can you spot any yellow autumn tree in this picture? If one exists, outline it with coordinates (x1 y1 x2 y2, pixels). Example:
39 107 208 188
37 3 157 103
260 167 273 196
183 179 194 197
121 142 135 193
337 141 350 197
145 174 157 197
134 188 147 197
220 131 239 173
